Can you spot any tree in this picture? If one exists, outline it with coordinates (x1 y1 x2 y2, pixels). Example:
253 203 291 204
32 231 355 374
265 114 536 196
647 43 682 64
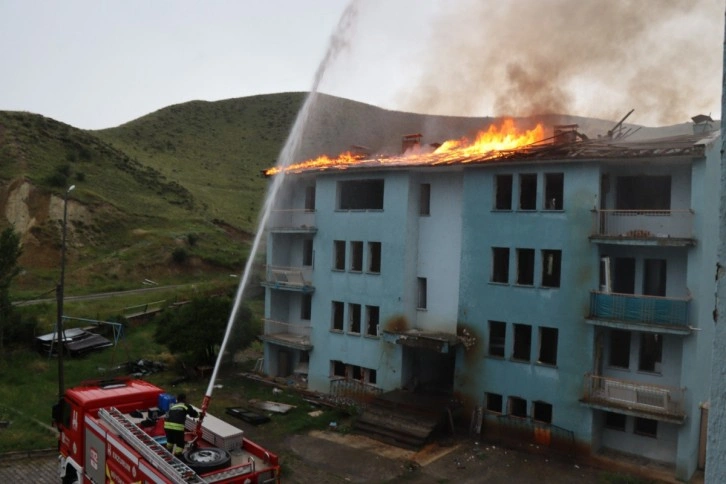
0 228 22 355
154 296 257 366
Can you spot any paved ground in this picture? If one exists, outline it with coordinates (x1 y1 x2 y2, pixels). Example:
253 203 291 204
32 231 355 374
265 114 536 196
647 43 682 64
4 431 703 484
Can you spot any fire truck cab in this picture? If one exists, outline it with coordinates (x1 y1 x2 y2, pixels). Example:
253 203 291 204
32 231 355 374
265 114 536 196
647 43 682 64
52 377 280 483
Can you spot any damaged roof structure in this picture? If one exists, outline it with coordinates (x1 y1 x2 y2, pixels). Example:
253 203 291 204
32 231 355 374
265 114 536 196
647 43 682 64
259 118 720 481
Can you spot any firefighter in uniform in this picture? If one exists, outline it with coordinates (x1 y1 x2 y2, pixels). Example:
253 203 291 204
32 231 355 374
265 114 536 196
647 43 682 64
164 393 198 456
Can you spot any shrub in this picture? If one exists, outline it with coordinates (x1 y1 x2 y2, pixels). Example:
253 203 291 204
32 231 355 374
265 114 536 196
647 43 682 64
172 247 188 264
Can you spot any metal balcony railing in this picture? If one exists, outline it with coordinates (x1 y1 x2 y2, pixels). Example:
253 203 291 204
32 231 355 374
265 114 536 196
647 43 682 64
329 378 383 409
591 209 693 239
264 265 313 291
581 373 685 420
589 291 690 328
267 209 316 230
261 319 312 349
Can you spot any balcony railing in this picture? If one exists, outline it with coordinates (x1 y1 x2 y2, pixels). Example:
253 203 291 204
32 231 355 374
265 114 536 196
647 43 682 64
263 265 313 292
261 318 312 350
329 378 383 409
589 291 690 328
581 373 685 421
267 209 316 230
591 209 693 240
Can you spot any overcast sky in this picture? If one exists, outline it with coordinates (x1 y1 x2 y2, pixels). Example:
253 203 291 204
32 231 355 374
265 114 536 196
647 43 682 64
0 0 723 130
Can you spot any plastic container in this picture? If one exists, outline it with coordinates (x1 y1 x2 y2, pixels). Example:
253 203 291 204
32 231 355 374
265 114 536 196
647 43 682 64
158 393 176 413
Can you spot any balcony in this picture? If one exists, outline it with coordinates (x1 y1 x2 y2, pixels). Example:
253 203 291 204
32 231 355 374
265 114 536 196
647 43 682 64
586 291 691 335
590 209 695 246
261 266 314 293
259 319 313 350
267 209 316 233
581 373 686 423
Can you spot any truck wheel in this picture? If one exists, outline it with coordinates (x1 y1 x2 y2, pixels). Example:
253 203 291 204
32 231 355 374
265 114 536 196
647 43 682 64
183 447 231 473
62 466 79 484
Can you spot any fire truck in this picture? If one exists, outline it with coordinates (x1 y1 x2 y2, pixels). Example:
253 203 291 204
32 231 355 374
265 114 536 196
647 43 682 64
52 377 280 483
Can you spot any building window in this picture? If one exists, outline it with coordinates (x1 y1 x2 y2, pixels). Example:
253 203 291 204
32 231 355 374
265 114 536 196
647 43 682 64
519 174 537 210
508 396 527 418
333 240 345 271
368 242 381 273
516 248 535 286
609 330 631 369
537 327 558 365
305 185 316 211
365 305 380 337
541 250 561 288
417 277 428 309
352 365 363 381
420 183 431 215
544 173 564 210
488 321 506 357
533 401 553 424
495 174 513 210
302 239 314 267
338 179 384 210
643 259 666 296
634 417 658 438
300 294 312 320
331 301 344 331
348 303 361 334
368 368 377 384
512 324 532 361
350 241 363 272
492 247 510 283
605 412 627 431
332 360 346 377
638 333 663 373
485 393 503 413
616 176 671 210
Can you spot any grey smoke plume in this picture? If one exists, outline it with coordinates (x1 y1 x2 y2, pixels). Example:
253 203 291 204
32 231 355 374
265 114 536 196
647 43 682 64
400 0 723 125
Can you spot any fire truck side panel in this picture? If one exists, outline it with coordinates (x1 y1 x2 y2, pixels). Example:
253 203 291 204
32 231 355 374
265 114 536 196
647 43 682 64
84 423 106 484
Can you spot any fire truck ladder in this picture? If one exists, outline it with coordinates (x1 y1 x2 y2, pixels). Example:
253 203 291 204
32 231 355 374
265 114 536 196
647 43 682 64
99 408 206 484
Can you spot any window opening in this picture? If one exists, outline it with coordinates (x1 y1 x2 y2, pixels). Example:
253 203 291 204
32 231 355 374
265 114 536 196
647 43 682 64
486 393 503 413
300 294 312 320
605 412 626 431
512 324 532 361
304 185 316 211
519 174 537 210
302 239 313 267
541 250 561 288
420 183 431 215
600 256 612 293
338 179 384 210
366 305 380 336
643 259 666 296
352 365 363 381
516 248 535 285
492 247 510 283
533 401 553 423
538 327 558 365
349 303 361 334
368 242 381 273
495 174 513 210
544 173 564 210
417 277 428 309
509 396 528 418
333 240 345 271
350 241 363 272
488 321 506 357
368 369 377 384
332 360 346 377
331 301 344 331
609 330 631 368
638 333 662 373
616 176 671 210
634 417 658 438
612 257 635 294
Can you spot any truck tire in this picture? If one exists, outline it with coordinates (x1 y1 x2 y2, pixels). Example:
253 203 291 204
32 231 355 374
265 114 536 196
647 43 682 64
183 447 232 473
62 465 79 484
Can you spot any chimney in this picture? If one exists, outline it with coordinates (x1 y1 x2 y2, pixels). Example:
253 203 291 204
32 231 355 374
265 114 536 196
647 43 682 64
553 124 579 145
691 114 714 135
402 133 423 153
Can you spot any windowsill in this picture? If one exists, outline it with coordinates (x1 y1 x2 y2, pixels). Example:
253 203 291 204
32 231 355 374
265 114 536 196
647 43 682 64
334 209 385 213
348 332 361 336
492 209 513 212
510 358 531 364
419 213 431 217
543 209 564 212
606 365 631 372
516 209 537 212
364 334 380 340
489 281 510 286
535 361 558 368
636 369 663 376
487 354 505 360
332 268 345 272
350 270 363 274
330 329 344 334
416 307 428 312
514 283 535 288
366 271 381 275
540 285 560 290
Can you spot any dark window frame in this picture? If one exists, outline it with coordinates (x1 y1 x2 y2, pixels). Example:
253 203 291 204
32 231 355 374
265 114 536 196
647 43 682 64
331 301 344 332
333 240 346 271
350 241 363 272
368 242 381 273
512 324 532 362
537 327 558 366
420 183 431 216
488 321 506 358
541 250 562 288
492 247 510 284
495 174 513 210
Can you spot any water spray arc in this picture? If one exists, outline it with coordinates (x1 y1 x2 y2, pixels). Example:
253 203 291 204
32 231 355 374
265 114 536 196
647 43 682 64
193 0 360 440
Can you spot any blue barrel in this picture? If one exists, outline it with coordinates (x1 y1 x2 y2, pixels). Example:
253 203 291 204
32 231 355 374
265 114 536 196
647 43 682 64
157 393 176 413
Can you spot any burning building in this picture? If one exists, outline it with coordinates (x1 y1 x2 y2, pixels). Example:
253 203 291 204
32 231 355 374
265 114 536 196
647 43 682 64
259 118 719 481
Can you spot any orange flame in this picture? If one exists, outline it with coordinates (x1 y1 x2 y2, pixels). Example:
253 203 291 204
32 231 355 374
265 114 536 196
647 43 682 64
265 119 545 175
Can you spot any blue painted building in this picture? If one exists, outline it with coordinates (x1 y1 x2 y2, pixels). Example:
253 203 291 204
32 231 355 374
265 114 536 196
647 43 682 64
261 125 720 480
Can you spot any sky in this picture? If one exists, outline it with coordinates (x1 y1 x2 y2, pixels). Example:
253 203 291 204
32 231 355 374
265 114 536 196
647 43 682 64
0 0 723 130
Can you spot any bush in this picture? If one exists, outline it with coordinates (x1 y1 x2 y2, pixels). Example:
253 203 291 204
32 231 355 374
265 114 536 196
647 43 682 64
172 247 188 264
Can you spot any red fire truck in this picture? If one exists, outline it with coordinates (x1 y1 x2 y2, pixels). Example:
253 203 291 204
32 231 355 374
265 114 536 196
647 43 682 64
52 377 280 483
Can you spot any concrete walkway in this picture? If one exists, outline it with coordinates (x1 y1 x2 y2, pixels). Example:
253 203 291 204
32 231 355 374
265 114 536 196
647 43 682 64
0 450 57 483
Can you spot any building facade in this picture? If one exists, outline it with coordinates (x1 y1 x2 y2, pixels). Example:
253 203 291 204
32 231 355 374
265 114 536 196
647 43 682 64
260 128 720 480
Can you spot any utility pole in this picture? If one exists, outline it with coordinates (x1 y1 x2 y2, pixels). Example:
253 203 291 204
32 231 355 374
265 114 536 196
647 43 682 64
56 184 75 399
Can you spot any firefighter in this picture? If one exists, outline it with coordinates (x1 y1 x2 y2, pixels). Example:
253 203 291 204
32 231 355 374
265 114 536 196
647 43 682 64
164 393 198 456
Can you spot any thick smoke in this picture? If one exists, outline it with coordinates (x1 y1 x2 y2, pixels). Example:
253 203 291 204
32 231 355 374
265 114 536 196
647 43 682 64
400 0 723 125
